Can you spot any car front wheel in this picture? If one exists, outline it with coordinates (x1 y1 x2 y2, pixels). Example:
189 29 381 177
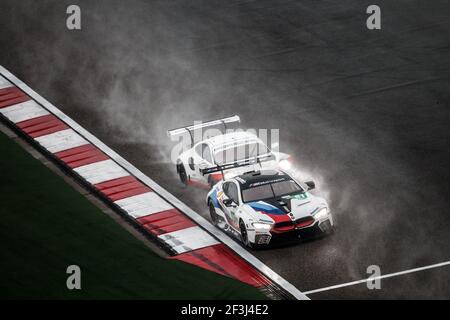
239 220 253 248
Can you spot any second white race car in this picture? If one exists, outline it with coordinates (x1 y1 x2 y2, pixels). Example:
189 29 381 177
206 170 334 248
168 115 292 188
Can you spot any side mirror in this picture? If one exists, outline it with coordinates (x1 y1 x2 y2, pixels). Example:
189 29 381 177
198 160 209 171
188 157 195 171
305 180 315 190
223 199 236 207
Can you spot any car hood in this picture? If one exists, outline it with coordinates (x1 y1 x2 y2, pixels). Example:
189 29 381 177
244 193 327 223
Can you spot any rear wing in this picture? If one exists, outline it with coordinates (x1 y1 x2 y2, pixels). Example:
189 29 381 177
200 153 275 176
167 115 240 146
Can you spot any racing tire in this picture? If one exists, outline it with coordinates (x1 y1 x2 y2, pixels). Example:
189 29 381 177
177 163 188 186
209 201 220 227
239 220 253 248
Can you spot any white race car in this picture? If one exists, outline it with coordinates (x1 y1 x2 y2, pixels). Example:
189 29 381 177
168 116 292 188
206 170 334 247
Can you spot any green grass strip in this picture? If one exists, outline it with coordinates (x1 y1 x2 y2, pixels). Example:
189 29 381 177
0 130 265 299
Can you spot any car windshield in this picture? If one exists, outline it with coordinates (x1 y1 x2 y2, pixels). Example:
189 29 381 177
242 180 304 203
214 142 270 165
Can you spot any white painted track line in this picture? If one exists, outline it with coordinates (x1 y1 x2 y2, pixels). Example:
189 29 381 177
115 192 174 218
74 159 129 185
35 128 88 153
0 65 309 300
158 226 220 254
304 261 450 295
0 100 49 123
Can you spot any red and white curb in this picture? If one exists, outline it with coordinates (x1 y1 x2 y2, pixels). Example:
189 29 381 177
0 65 308 300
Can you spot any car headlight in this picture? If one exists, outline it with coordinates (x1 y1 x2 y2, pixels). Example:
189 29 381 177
252 222 273 231
279 159 292 170
313 207 329 220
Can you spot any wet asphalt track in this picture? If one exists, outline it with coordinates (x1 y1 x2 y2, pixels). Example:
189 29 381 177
1 0 450 299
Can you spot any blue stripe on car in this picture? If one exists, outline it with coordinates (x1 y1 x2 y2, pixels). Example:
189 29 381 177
210 189 220 208
248 201 284 215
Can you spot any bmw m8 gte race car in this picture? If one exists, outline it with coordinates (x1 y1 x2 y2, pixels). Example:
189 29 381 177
206 170 334 248
168 116 292 188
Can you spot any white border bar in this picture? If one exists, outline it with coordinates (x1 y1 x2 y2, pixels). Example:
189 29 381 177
0 74 12 89
304 261 450 295
0 65 308 300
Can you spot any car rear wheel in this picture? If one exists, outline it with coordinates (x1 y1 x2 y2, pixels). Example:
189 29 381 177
177 163 188 185
239 220 253 248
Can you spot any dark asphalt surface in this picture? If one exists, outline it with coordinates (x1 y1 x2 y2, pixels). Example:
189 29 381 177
1 0 450 299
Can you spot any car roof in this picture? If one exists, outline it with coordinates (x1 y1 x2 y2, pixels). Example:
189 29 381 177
202 131 263 152
233 170 292 189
